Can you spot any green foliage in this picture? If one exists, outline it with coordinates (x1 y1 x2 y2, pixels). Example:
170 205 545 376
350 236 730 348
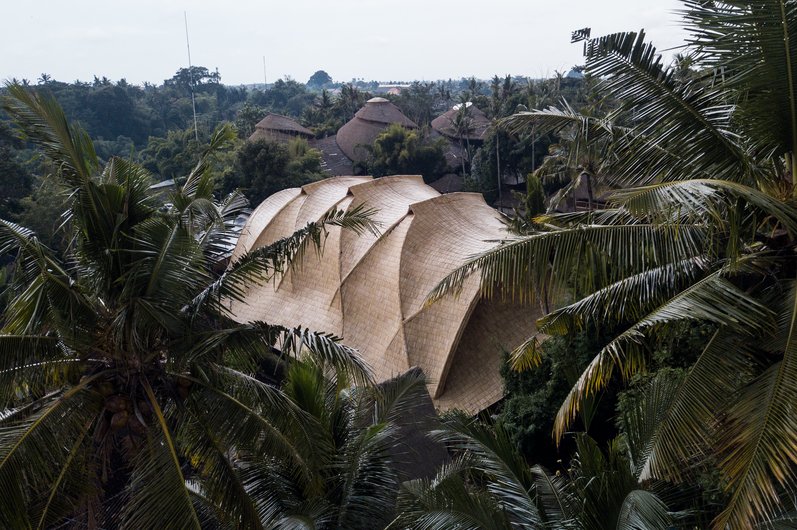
302 89 342 137
0 121 33 219
509 173 546 232
139 127 205 180
393 413 679 529
230 137 324 205
249 78 315 118
389 82 443 126
0 84 377 528
243 364 431 529
234 102 266 139
498 332 606 465
430 2 797 527
307 69 333 88
364 123 446 181
13 177 70 253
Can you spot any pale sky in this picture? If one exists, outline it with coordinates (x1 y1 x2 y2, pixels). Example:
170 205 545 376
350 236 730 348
2 1 689 86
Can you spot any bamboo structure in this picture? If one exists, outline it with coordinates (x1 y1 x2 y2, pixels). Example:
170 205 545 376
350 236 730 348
228 175 538 412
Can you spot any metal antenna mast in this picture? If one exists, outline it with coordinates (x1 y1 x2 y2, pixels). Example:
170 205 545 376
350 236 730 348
184 11 199 141
263 56 267 89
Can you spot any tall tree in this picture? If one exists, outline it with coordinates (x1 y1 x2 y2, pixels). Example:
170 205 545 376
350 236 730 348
0 84 375 528
392 414 677 529
307 69 333 88
428 2 797 527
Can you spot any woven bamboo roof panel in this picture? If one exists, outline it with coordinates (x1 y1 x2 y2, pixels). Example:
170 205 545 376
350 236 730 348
227 175 538 412
336 98 418 163
431 104 490 141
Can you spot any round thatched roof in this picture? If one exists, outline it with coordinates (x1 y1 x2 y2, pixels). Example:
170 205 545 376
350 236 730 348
336 98 418 163
228 175 538 412
431 102 490 141
249 113 314 141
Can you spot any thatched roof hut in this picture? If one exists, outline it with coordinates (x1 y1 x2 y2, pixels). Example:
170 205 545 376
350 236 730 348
431 102 490 141
248 113 315 143
227 175 538 412
335 97 418 164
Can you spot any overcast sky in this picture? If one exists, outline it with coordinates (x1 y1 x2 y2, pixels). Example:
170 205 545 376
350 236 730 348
2 1 689 86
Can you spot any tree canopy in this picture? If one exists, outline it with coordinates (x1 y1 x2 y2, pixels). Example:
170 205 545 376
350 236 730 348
430 2 797 527
0 84 378 528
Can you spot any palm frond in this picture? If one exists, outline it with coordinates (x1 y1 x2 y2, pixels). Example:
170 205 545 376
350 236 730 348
2 83 98 187
391 458 513 530
682 0 797 166
372 367 430 425
584 30 750 185
184 367 315 486
0 381 102 528
426 223 709 307
278 326 373 386
506 335 544 372
610 179 797 236
121 381 202 529
190 204 378 314
537 256 710 335
180 123 237 201
555 270 775 442
177 410 263 530
431 413 541 527
713 279 797 529
616 334 754 484
616 490 673 530
500 102 627 141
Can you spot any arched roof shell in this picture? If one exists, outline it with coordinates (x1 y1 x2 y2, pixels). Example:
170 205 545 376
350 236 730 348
228 175 537 412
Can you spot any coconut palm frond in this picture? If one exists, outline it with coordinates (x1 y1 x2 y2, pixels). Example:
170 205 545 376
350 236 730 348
537 256 710 335
190 204 378 313
278 326 372 386
0 382 102 528
616 490 673 530
584 30 749 185
610 179 797 236
426 223 710 307
617 332 756 484
392 459 514 530
555 271 775 442
119 382 202 530
372 368 430 425
682 0 797 163
431 413 541 527
500 103 627 142
712 278 797 529
2 83 98 187
176 409 264 530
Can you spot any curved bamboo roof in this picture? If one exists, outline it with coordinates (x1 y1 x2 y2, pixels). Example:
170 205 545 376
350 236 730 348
248 113 314 142
228 175 538 412
336 98 418 164
431 103 490 141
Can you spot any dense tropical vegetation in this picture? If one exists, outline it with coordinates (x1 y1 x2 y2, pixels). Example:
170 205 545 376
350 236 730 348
0 84 391 528
429 1 797 527
9 1 797 528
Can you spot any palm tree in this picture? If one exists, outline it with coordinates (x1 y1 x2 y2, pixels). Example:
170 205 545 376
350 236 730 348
0 84 376 528
428 2 797 527
239 364 432 529
390 413 677 529
515 101 618 213
452 100 476 176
